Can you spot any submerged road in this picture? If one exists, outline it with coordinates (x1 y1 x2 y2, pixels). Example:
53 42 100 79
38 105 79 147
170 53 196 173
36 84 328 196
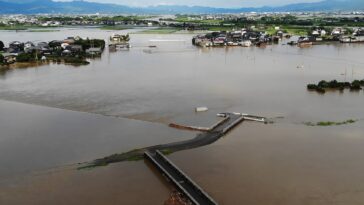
86 113 244 168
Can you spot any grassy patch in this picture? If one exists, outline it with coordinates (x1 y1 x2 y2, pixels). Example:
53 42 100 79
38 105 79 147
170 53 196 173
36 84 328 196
0 25 59 31
206 26 234 32
27 29 60 32
137 28 181 34
264 27 276 35
64 57 90 65
175 17 223 24
284 28 308 36
304 119 357 126
264 25 309 35
0 26 27 30
161 149 173 155
126 155 144 161
78 148 146 169
100 26 128 30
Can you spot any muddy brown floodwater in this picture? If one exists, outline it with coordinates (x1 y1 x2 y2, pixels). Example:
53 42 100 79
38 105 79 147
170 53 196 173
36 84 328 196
0 27 364 205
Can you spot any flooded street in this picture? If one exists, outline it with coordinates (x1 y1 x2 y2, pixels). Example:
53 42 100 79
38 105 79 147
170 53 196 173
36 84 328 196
0 28 364 204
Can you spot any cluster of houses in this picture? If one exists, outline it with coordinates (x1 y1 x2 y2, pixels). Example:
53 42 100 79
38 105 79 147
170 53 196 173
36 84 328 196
340 27 364 43
0 15 38 25
293 28 329 46
0 15 61 27
296 27 364 45
192 29 280 47
0 36 104 65
193 26 364 48
0 15 156 28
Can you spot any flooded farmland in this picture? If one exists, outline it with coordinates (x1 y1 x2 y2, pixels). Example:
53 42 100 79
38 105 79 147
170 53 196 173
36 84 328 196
0 27 364 205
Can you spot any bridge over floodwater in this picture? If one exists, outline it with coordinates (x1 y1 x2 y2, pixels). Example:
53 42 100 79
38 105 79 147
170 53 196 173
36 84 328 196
145 113 263 205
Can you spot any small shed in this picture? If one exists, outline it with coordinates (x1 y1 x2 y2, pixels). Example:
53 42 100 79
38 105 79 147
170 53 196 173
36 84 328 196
2 53 17 64
86 47 102 55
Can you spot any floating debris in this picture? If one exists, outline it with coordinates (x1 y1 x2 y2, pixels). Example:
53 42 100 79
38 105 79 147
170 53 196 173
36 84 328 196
164 191 192 205
216 113 226 117
195 107 208 112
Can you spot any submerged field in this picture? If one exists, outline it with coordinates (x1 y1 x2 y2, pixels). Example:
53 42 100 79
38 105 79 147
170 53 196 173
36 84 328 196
135 27 182 34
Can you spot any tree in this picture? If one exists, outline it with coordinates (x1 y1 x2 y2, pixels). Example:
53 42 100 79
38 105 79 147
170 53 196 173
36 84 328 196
16 53 34 62
350 80 362 90
0 54 4 65
75 38 106 50
48 41 61 48
0 41 4 51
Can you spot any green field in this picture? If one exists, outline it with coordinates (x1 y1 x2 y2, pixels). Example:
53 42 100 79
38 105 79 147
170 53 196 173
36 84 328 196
0 25 60 31
204 26 234 32
27 29 60 32
174 17 223 24
100 26 128 30
136 28 182 34
262 25 309 35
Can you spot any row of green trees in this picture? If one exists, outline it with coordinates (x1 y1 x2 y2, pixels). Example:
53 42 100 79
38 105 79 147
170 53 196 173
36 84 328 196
0 54 4 65
224 15 364 27
38 16 148 24
175 15 364 32
0 41 4 65
307 80 364 93
14 52 38 62
0 41 4 51
74 38 106 50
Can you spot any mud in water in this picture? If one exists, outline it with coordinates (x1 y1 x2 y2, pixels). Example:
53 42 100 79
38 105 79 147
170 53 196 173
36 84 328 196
164 191 192 205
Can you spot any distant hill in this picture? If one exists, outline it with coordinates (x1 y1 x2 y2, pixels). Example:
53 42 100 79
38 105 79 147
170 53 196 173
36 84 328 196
268 0 364 12
0 0 363 14
0 0 141 14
